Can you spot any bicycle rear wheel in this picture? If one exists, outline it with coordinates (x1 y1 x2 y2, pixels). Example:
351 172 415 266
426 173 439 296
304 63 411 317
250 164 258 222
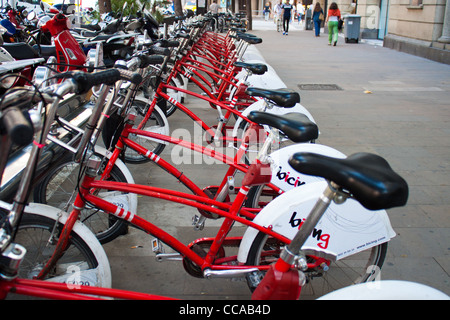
245 184 279 211
246 232 387 299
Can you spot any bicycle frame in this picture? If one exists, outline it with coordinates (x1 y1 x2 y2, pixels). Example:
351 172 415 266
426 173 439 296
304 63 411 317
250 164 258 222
149 81 251 143
150 25 258 117
118 119 281 203
170 29 258 104
47 161 289 278
0 265 175 300
35 114 291 279
171 56 249 103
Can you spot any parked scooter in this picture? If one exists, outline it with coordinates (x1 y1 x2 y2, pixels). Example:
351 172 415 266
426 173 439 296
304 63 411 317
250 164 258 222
1 4 87 72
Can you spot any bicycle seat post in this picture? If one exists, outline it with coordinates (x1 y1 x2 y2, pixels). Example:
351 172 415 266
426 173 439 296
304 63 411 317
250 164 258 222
9 81 75 228
256 127 279 164
252 182 347 300
281 182 348 271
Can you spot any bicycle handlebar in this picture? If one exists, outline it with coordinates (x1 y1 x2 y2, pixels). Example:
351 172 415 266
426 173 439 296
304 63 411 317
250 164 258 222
158 39 180 48
175 32 190 39
1 107 34 147
116 68 143 85
71 69 123 94
137 55 165 68
149 46 171 56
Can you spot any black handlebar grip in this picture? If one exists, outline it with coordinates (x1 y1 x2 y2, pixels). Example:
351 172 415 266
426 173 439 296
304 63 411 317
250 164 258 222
73 69 122 94
117 69 143 85
138 55 165 68
175 32 190 39
158 39 180 48
149 46 171 56
2 107 34 147
166 40 180 48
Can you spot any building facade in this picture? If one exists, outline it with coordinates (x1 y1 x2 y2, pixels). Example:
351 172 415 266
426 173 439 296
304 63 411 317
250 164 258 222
209 0 449 63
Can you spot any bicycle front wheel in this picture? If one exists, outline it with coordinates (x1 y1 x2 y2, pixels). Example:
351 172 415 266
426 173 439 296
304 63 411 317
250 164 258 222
33 153 130 244
122 99 169 164
245 232 387 299
15 211 111 288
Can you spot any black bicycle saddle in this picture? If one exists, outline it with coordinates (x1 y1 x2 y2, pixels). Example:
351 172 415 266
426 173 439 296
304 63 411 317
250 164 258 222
234 62 268 75
288 152 409 211
248 111 318 143
245 87 300 108
237 34 262 44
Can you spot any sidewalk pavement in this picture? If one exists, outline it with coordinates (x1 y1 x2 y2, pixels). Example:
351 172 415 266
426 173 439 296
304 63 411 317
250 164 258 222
103 19 450 299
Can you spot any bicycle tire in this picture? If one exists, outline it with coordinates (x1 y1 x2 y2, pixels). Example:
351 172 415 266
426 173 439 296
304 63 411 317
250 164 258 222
14 210 111 288
32 152 130 244
164 77 184 117
103 99 168 164
244 184 279 211
245 231 388 298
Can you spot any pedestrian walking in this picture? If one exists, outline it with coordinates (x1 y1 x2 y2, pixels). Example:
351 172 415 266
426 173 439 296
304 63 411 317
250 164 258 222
297 2 304 25
209 0 219 13
264 2 271 21
209 0 220 30
312 2 324 37
282 0 294 35
326 2 341 46
273 0 283 32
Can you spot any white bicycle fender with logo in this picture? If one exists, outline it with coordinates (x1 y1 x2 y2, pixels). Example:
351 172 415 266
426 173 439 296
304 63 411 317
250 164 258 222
267 143 346 191
237 181 396 263
94 145 137 214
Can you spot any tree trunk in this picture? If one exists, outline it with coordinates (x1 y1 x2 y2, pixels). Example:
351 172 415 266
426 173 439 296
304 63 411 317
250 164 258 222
246 0 252 30
174 0 183 16
98 0 112 15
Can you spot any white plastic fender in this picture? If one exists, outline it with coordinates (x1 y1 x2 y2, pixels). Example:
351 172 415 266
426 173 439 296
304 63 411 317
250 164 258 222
232 98 316 138
267 143 346 192
129 103 170 146
167 76 185 105
0 201 112 288
242 59 287 89
242 45 266 62
237 180 396 263
234 61 286 90
94 145 138 214
227 65 284 107
318 280 450 300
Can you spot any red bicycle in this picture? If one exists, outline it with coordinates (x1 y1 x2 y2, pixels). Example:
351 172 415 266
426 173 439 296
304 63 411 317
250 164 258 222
252 152 409 299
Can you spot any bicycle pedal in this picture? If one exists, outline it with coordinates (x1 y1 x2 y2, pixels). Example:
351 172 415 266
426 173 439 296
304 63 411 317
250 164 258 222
192 214 206 231
151 238 164 254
